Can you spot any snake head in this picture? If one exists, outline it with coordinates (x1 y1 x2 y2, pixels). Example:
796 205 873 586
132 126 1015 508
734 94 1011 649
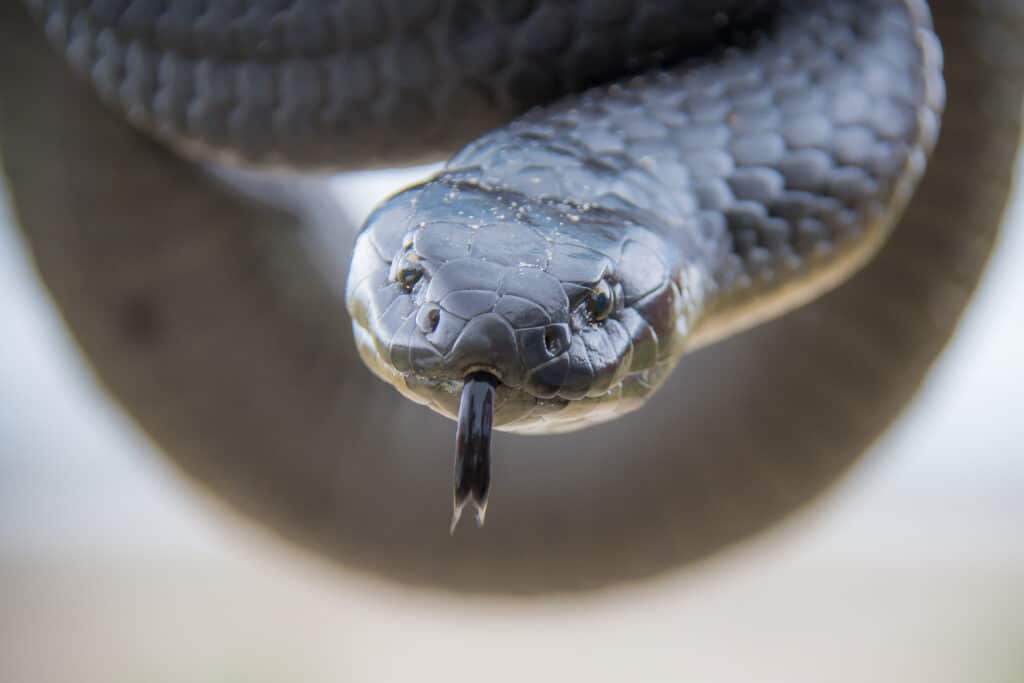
346 178 696 433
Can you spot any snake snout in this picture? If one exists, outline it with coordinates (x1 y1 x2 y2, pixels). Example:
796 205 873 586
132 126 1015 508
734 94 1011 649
446 313 520 384
412 302 574 394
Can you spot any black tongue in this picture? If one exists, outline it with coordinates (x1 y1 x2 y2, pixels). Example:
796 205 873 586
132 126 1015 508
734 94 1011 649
451 372 497 533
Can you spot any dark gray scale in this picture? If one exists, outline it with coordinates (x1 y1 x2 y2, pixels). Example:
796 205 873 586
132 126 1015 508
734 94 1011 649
24 0 776 167
444 0 938 318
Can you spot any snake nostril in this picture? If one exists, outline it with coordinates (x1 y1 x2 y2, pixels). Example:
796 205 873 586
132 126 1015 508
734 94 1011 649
416 304 441 333
544 326 566 356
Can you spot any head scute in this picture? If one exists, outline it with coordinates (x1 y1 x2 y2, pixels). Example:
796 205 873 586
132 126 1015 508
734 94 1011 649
346 178 691 436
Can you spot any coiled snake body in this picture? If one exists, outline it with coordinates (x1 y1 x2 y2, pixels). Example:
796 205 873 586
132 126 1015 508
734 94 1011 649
1 0 1021 589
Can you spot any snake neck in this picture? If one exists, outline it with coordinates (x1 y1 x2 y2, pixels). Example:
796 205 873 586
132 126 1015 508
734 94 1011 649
443 0 944 354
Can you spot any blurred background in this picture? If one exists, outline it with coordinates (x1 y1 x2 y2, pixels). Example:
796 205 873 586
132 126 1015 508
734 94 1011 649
1 157 1022 682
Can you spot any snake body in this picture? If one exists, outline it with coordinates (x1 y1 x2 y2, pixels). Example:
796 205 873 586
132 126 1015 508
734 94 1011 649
1 0 1021 589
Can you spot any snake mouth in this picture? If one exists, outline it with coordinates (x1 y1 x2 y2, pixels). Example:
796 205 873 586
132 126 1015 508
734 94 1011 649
352 310 675 434
461 365 505 383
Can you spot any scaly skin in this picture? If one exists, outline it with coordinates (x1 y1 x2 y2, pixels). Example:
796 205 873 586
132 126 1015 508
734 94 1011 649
347 0 943 433
23 0 775 166
3 0 1020 591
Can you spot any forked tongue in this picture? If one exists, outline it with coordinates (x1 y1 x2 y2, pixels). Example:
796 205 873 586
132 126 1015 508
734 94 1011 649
451 372 498 533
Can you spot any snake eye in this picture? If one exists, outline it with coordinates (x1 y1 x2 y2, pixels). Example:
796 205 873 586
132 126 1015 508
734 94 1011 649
391 257 424 292
586 279 615 322
398 266 423 291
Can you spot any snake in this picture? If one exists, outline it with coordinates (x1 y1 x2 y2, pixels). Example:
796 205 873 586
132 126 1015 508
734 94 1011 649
344 0 943 526
1 0 1021 589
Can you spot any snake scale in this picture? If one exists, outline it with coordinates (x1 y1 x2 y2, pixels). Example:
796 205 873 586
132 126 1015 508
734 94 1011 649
0 0 1021 591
